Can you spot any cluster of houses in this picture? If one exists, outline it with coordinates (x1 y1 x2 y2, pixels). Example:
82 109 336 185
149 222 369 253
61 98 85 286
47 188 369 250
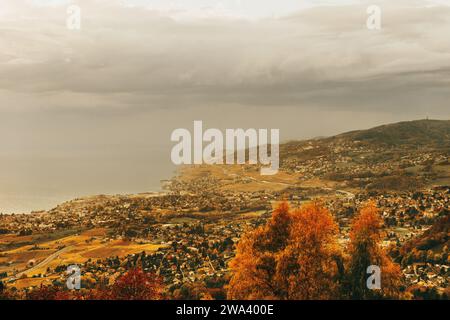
403 263 449 294
0 151 448 298
324 186 449 297
8 214 269 297
281 139 448 185
0 188 273 235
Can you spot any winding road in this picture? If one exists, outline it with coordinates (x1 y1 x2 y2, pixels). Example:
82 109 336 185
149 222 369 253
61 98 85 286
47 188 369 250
14 246 73 278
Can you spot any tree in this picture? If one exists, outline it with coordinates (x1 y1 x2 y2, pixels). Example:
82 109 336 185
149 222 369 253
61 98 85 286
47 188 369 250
0 281 8 300
0 281 17 300
345 203 403 299
227 202 290 299
172 282 213 300
278 203 342 299
107 268 163 300
26 285 60 300
228 202 342 300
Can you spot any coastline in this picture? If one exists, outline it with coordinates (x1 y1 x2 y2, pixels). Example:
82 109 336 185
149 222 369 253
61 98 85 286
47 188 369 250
0 189 168 216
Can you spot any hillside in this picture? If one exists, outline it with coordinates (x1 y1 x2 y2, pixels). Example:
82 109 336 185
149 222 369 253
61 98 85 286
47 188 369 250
334 119 450 148
0 119 449 298
280 119 450 191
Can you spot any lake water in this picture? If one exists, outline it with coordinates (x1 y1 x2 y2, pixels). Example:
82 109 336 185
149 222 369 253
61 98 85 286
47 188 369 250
0 150 176 214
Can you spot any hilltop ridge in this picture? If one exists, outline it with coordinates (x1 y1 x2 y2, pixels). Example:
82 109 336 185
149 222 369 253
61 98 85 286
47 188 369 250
333 119 450 147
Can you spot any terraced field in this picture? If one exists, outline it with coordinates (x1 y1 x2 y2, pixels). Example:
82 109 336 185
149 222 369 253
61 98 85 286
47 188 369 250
0 228 165 288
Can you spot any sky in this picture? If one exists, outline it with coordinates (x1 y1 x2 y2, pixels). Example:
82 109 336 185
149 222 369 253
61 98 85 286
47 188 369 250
25 0 363 18
1 0 450 213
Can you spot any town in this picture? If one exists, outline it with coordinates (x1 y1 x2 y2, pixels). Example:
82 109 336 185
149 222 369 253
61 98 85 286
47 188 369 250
0 120 448 299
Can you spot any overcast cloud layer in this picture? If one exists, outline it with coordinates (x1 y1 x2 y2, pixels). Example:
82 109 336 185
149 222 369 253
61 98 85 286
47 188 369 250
1 0 450 113
0 0 449 212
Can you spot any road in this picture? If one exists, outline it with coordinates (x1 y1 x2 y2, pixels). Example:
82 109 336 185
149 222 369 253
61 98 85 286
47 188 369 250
14 246 73 278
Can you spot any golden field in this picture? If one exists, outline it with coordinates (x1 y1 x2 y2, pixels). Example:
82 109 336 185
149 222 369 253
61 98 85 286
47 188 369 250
0 228 165 288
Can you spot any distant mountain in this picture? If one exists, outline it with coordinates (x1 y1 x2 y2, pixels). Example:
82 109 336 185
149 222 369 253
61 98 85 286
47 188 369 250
280 120 450 191
333 119 450 147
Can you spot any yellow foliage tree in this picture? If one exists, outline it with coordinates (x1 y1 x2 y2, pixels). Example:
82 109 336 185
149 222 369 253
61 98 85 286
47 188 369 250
228 202 342 300
346 203 404 299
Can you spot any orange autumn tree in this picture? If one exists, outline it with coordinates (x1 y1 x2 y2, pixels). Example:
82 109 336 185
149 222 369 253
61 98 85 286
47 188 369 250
278 203 342 299
107 268 164 300
23 268 163 300
227 202 291 299
227 202 343 300
346 203 403 299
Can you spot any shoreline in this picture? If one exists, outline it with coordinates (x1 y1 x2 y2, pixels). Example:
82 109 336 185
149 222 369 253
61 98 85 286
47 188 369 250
0 189 168 216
